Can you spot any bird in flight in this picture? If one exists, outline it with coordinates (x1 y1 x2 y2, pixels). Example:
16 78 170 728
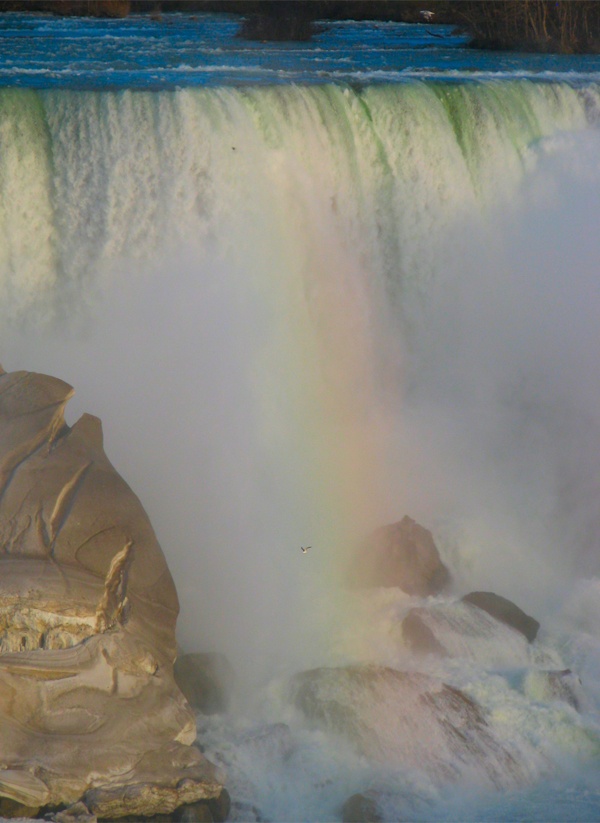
300 546 311 553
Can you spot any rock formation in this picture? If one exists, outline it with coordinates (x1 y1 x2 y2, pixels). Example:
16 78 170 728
341 792 383 823
348 515 450 595
401 607 448 657
462 591 540 642
0 367 222 817
289 664 536 788
400 600 548 667
175 652 235 715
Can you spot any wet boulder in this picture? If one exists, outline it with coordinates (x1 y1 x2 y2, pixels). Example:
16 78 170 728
341 792 383 823
348 516 450 595
399 601 557 668
462 591 540 642
401 608 448 657
289 664 535 788
174 799 217 822
175 652 235 715
171 789 231 822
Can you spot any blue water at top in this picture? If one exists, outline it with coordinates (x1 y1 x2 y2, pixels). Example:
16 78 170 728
2 11 600 89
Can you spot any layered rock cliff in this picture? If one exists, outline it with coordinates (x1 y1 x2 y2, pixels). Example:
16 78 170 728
0 366 222 818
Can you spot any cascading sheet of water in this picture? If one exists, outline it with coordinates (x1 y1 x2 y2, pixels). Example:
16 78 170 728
1 79 600 818
0 82 598 668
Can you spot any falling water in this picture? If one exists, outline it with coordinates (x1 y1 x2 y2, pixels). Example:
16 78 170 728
1 75 600 819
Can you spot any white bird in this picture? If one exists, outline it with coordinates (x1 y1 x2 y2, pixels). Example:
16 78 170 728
300 546 311 553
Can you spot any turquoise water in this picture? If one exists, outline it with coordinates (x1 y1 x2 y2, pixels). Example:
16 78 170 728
1 12 600 823
1 12 600 88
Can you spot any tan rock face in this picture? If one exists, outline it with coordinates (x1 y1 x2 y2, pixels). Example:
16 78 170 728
0 367 222 816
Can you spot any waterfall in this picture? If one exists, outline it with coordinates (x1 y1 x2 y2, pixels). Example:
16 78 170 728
1 80 599 682
0 81 595 310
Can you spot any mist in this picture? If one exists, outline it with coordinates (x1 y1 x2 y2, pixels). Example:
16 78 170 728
392 128 600 610
1 89 600 686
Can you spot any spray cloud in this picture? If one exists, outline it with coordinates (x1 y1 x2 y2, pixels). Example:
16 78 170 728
1 85 600 682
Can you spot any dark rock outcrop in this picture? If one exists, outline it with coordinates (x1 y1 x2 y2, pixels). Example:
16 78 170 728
175 652 235 714
341 792 383 823
462 591 540 642
348 516 450 595
174 799 216 822
237 12 318 41
401 608 448 657
0 795 42 819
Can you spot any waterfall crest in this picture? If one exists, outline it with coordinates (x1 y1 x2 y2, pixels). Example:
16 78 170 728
0 81 596 316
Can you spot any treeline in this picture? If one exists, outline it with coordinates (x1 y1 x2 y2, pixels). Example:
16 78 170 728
453 1 600 54
0 1 598 53
0 1 446 21
0 0 133 15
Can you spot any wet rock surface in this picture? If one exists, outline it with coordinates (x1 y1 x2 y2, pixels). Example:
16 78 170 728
348 516 450 595
175 652 235 715
401 608 449 657
0 367 222 817
462 591 540 642
341 792 383 822
400 600 541 667
289 664 533 788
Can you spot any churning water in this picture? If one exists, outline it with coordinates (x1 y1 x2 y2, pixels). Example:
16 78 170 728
1 12 600 821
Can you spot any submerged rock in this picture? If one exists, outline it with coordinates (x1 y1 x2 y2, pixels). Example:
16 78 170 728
174 799 215 822
348 516 450 595
462 591 540 642
175 652 235 715
0 367 222 816
289 664 534 788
